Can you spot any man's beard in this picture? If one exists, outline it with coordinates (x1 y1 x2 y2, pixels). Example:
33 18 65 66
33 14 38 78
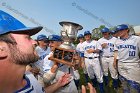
8 44 39 65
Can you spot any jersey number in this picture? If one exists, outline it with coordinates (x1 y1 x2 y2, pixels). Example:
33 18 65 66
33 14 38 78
129 51 135 56
110 48 114 52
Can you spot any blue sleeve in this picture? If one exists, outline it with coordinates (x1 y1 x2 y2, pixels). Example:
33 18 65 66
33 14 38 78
80 52 84 57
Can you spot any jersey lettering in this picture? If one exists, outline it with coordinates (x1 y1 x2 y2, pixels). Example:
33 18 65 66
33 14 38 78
110 48 114 52
108 43 114 47
39 54 47 60
85 46 95 50
117 44 136 50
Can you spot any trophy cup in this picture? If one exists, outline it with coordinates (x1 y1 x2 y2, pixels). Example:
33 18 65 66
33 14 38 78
49 21 83 67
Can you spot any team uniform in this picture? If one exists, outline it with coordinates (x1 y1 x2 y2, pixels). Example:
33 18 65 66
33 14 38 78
43 52 56 84
31 46 51 86
76 42 88 75
98 36 118 88
81 39 104 92
43 34 78 93
43 51 78 93
76 41 89 86
114 35 140 92
15 72 45 93
81 40 103 82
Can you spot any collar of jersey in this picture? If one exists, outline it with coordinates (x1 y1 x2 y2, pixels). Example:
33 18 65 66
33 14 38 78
120 35 131 41
14 75 32 93
86 40 92 43
103 36 112 40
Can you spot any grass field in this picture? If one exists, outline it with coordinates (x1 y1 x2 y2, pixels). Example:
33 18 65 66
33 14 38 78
78 68 123 93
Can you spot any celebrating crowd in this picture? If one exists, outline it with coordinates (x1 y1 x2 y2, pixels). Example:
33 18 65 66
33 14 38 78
0 10 140 93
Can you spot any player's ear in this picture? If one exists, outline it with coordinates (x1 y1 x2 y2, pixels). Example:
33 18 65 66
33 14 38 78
0 45 8 58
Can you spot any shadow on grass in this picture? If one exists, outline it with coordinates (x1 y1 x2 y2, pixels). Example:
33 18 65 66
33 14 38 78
78 68 123 93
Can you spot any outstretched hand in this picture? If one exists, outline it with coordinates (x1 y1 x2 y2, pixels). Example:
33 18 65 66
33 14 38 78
82 83 96 93
56 73 71 87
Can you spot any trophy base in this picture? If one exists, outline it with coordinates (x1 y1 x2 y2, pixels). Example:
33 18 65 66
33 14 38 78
48 47 78 67
48 57 75 67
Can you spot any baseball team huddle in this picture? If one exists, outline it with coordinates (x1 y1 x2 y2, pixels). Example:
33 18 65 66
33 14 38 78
0 10 140 93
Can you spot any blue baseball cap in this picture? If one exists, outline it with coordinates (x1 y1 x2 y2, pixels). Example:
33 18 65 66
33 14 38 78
101 27 110 33
84 31 91 36
77 34 84 39
110 30 116 34
48 35 62 41
116 24 128 31
37 34 48 41
0 10 43 36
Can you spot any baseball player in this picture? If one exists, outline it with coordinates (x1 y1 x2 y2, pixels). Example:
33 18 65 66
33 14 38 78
43 35 62 84
110 30 118 38
81 31 104 93
114 24 140 93
0 10 72 93
76 34 89 87
43 35 78 93
98 27 118 89
29 34 51 86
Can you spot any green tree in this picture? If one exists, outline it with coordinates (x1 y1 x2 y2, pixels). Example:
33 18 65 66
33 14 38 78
92 25 105 40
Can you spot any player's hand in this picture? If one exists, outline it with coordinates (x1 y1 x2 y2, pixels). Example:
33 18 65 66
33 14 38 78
56 73 71 87
51 64 58 73
101 43 108 48
82 83 96 93
113 62 117 69
29 67 40 76
81 62 86 68
87 49 94 53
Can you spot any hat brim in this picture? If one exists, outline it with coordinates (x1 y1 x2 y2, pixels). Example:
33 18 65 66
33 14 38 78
10 26 43 36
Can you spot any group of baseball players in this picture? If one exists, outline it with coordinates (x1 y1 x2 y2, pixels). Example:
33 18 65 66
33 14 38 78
0 10 97 93
27 23 140 93
74 25 140 93
0 9 139 93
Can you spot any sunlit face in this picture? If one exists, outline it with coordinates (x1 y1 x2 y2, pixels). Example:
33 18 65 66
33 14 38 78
102 32 110 39
84 34 91 41
79 38 84 42
117 29 129 38
8 33 39 65
111 33 118 38
49 41 62 51
38 40 49 47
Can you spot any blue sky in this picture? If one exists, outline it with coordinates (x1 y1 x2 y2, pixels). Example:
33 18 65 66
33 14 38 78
0 0 140 39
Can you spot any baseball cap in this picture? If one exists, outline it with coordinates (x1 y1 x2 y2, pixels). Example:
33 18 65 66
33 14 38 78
48 35 62 41
101 27 110 33
37 34 48 41
0 10 43 36
116 24 128 31
84 31 91 36
77 34 84 39
110 30 116 34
